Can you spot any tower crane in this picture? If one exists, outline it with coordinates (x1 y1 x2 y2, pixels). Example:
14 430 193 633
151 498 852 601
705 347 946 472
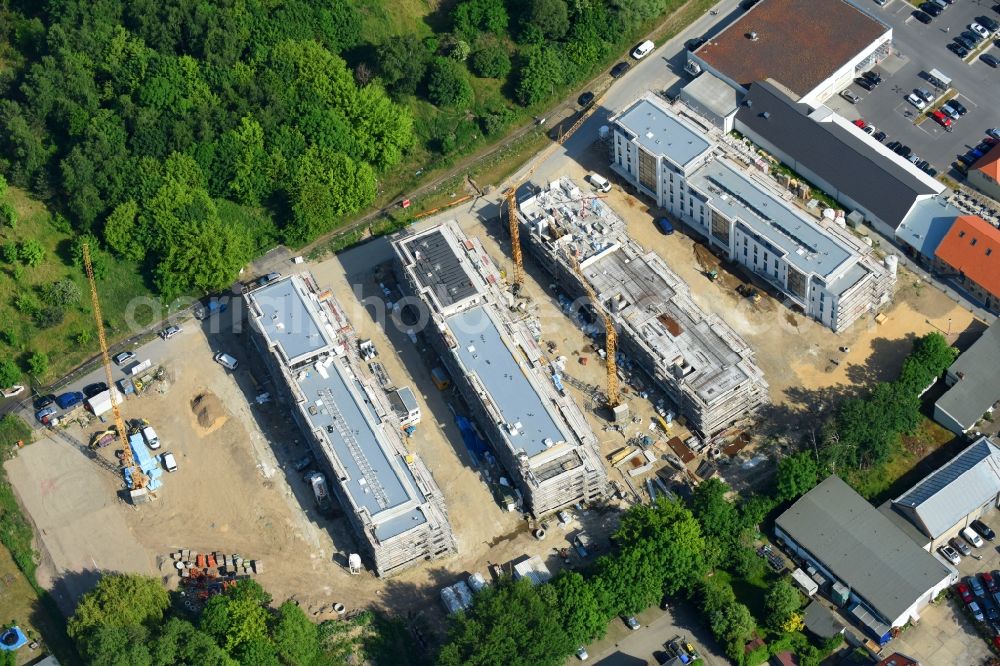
82 243 147 491
503 97 604 290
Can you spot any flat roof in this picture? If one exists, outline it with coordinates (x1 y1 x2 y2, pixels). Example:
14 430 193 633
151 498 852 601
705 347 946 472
935 322 1000 431
896 198 962 258
251 278 335 365
681 71 740 118
401 230 478 308
776 476 951 624
695 0 889 98
614 96 712 167
736 82 941 230
447 305 566 458
689 159 851 277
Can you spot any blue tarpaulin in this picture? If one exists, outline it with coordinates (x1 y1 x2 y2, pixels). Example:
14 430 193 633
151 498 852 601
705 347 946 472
127 432 163 490
0 626 28 651
454 414 489 467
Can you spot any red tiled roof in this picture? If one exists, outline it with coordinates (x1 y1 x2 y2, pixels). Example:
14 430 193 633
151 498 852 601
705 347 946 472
934 215 1000 300
876 653 919 666
694 0 889 97
973 143 1000 183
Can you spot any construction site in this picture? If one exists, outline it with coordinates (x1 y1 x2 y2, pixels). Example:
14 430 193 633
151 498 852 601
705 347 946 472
391 222 608 516
515 176 769 441
244 274 458 576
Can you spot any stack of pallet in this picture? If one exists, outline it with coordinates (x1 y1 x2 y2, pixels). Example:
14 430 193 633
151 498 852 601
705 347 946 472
170 549 263 579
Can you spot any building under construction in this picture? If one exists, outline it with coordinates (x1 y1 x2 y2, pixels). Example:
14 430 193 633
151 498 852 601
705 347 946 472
245 274 457 576
391 221 607 516
516 177 769 438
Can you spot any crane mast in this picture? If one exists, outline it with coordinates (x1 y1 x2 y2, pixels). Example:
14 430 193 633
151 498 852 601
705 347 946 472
82 244 146 490
568 252 620 412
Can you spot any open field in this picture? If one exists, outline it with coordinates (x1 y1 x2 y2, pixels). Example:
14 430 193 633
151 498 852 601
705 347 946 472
0 545 73 665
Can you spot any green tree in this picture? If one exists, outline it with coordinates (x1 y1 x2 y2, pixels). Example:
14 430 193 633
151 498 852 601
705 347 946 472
550 571 607 645
71 233 110 280
35 305 65 328
0 201 16 230
438 577 574 666
449 39 472 62
78 624 153 666
287 146 376 244
690 477 738 569
224 116 269 206
17 238 44 267
764 578 802 632
470 44 512 78
272 600 319 666
0 358 20 388
43 279 82 307
775 452 820 502
0 173 6 199
527 0 570 40
26 351 48 376
516 45 565 106
150 617 235 666
200 579 272 655
103 199 146 261
68 573 170 640
452 0 510 40
377 34 430 97
426 58 474 108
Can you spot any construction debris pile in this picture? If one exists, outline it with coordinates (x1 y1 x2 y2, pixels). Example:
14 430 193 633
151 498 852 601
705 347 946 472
170 549 262 598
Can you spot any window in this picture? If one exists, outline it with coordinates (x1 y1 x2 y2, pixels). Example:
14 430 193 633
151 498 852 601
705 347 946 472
959 230 966 237
972 238 978 246
988 248 993 257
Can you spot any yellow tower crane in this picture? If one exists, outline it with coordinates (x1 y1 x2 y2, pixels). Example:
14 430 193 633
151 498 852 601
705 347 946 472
504 98 603 291
82 244 147 491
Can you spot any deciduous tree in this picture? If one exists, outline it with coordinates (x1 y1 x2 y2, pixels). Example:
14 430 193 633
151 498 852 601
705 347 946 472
68 573 169 640
775 452 819 502
764 578 803 632
426 58 474 108
0 358 20 388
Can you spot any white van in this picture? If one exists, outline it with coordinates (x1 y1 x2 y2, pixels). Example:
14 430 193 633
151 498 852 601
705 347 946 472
590 173 612 193
632 40 654 60
142 425 160 450
161 452 177 472
214 352 239 370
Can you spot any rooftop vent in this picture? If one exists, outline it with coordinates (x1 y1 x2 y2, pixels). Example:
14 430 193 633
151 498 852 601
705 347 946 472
748 31 759 41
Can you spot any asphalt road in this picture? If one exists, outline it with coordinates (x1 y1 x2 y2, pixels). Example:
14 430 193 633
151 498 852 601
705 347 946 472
826 0 1000 173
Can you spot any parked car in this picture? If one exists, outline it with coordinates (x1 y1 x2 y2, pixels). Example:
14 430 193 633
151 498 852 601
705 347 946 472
873 130 887 142
984 571 998 593
863 125 876 135
35 405 57 424
973 519 997 541
855 77 876 91
292 452 315 472
83 382 108 398
989 129 1000 140
971 22 991 39
941 102 961 120
33 394 55 410
610 62 630 78
982 53 1000 68
951 537 972 556
887 140 901 151
971 601 986 622
575 646 589 661
840 89 862 104
578 91 595 107
949 99 968 115
685 37 706 52
956 35 976 50
862 70 882 85
915 88 935 103
55 391 84 410
908 154 920 164
159 325 182 340
906 93 927 110
631 40 654 59
948 42 969 57
913 10 933 24
624 616 640 631
214 352 239 370
656 218 675 235
962 29 984 44
141 425 160 450
923 2 943 17
161 452 177 472
112 350 136 366
940 544 963 565
971 575 988 599
958 582 975 603
979 15 1000 31
932 110 953 128
964 526 985 548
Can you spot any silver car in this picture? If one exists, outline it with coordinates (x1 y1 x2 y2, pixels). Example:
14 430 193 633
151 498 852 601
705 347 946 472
951 537 972 557
940 544 962 565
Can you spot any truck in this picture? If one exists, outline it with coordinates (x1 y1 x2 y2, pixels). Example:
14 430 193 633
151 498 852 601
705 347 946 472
305 471 333 514
85 388 123 417
574 532 592 558
194 297 228 320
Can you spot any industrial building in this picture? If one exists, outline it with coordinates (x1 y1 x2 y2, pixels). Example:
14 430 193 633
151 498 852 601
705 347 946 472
391 222 608 516
609 93 896 332
776 476 954 640
933 322 1000 435
245 274 457 576
516 176 769 438
687 0 891 107
884 436 1000 551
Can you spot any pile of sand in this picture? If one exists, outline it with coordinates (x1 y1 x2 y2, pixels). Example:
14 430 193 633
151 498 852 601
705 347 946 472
190 391 227 435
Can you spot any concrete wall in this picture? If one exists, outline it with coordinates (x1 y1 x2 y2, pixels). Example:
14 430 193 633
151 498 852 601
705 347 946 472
968 170 1000 203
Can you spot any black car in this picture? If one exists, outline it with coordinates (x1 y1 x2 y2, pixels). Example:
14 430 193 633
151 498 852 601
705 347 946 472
983 53 1000 68
972 520 997 541
913 9 932 24
292 452 315 472
578 91 595 107
610 62 631 78
855 77 876 91
979 16 1000 31
901 145 912 158
917 160 930 171
873 130 887 142
33 394 55 410
949 99 968 116
949 42 970 57
685 37 707 52
83 382 108 398
962 30 983 44
926 167 938 177
959 153 976 165
862 70 882 85
957 36 976 50
922 2 943 16
887 140 901 151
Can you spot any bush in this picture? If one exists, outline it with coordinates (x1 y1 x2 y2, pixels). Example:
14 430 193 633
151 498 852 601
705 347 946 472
35 305 65 328
26 351 48 376
470 44 512 78
479 105 516 136
17 238 44 266
0 358 20 388
452 0 509 40
0 201 16 229
0 241 16 263
426 58 474 108
13 292 40 316
43 278 82 307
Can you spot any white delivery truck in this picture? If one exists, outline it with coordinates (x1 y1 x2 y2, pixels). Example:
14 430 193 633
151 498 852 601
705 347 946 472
85 388 123 417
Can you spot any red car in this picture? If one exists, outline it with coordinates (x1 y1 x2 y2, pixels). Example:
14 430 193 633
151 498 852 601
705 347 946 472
931 110 952 128
984 571 998 594
958 583 974 604
853 119 866 128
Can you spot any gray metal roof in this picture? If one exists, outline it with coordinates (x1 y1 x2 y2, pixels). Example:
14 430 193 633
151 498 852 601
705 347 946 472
936 323 1000 432
296 357 426 537
893 437 1000 539
735 81 939 230
895 197 962 258
401 230 478 308
689 160 851 277
447 305 566 458
251 279 335 365
776 476 951 624
680 72 740 118
803 601 845 639
614 97 712 167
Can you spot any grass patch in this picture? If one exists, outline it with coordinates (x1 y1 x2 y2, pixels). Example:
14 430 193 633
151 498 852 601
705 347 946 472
0 187 154 385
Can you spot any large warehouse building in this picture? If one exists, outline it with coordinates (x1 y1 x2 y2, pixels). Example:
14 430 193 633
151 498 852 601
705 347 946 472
245 274 457 576
516 176 769 438
391 221 607 516
687 0 891 107
609 93 896 332
776 476 954 639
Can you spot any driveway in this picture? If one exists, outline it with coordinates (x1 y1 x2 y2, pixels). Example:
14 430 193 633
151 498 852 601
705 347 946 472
826 0 1000 173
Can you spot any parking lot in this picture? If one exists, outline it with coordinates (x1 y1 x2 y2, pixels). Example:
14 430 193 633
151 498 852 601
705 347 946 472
826 0 1000 174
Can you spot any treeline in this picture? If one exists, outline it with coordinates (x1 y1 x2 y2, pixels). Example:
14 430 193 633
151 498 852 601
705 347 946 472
0 0 411 298
775 332 958 502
